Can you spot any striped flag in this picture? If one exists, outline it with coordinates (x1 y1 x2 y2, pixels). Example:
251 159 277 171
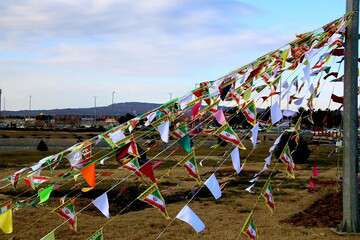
57 198 77 231
179 153 201 182
242 101 257 126
262 182 275 213
137 184 169 219
279 145 295 178
102 127 127 148
122 158 142 177
241 212 257 240
215 124 246 149
24 176 50 189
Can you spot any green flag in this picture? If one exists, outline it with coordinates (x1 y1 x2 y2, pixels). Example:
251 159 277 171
38 185 54 204
40 231 55 240
88 229 103 240
178 135 192 153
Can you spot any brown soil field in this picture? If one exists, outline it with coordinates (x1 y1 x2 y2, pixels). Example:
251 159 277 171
0 132 358 240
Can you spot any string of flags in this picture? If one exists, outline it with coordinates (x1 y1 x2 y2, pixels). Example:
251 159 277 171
0 14 351 239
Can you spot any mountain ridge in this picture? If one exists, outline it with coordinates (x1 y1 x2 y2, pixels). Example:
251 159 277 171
2 102 162 117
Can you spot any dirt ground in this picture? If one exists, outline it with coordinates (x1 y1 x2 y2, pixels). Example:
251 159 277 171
0 131 359 240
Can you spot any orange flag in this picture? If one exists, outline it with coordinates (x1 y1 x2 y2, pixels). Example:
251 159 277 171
80 163 96 187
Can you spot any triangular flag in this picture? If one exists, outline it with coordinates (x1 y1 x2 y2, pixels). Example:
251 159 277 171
179 94 194 110
38 185 54 204
241 212 257 240
176 205 205 233
192 102 202 119
178 135 192 153
282 109 297 117
242 101 257 126
179 153 201 182
213 109 226 125
0 209 13 234
137 147 157 183
92 193 110 219
209 81 220 98
40 231 55 240
312 160 319 177
103 128 126 148
294 97 304 106
245 183 256 193
80 163 96 188
157 121 170 143
230 147 241 174
270 101 283 125
262 182 275 213
88 229 103 240
215 124 246 149
204 174 222 200
250 123 259 148
308 177 317 192
57 199 77 231
145 112 157 126
137 184 170 219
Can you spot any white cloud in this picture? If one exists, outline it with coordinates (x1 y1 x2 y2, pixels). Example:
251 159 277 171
0 0 293 110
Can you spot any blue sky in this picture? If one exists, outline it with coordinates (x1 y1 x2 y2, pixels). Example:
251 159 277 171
0 0 346 110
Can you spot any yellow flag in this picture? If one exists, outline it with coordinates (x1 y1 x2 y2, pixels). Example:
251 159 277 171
0 209 13 234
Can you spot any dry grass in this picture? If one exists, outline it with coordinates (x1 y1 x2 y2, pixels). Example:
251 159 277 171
0 133 356 240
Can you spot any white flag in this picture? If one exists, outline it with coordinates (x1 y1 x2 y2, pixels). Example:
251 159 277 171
209 81 220 98
67 148 83 169
249 177 259 183
108 129 125 144
302 63 310 83
270 101 283 125
145 112 157 126
282 80 289 90
157 121 170 143
283 109 297 117
204 174 222 200
250 123 259 148
230 147 241 174
100 156 111 165
245 183 256 193
176 205 205 233
92 192 110 219
179 94 194 110
31 156 53 172
294 97 304 106
269 133 283 153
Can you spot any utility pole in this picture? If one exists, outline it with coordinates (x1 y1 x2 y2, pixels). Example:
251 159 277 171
29 95 32 118
339 0 360 233
0 89 2 118
112 91 115 116
93 96 97 126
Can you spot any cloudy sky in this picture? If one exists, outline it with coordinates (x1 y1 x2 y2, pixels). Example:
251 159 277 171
0 0 345 110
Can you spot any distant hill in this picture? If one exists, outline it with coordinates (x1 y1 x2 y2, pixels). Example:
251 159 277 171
2 102 161 117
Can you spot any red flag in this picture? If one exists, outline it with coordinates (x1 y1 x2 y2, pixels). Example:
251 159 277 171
331 94 343 104
138 148 157 183
308 177 317 192
115 141 139 163
312 160 319 177
192 102 202 119
140 162 156 183
330 48 344 56
246 63 264 83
